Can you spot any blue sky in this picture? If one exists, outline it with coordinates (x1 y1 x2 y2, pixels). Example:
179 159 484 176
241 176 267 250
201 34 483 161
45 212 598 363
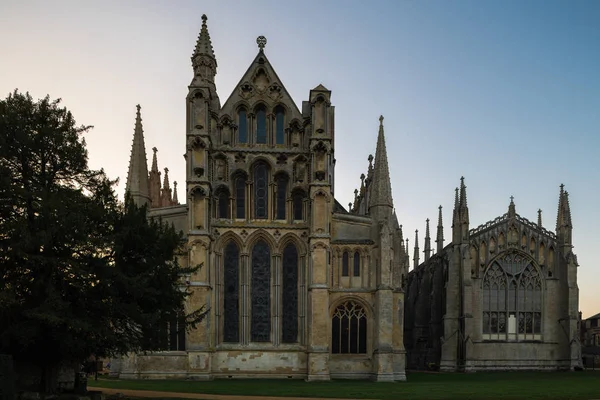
1 0 598 316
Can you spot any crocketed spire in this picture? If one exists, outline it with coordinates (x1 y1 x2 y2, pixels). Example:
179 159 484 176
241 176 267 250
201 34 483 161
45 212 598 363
193 14 216 61
436 205 444 253
368 115 394 221
125 104 150 206
424 218 431 262
413 230 420 269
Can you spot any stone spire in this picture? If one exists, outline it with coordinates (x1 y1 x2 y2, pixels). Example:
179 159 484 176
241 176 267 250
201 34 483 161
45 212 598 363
148 147 162 208
399 224 405 253
413 230 420 269
538 209 542 228
191 14 218 91
508 195 516 218
459 176 469 223
424 219 431 262
173 181 179 205
436 205 444 253
406 237 410 267
556 184 573 247
125 104 150 207
161 167 173 206
368 115 394 221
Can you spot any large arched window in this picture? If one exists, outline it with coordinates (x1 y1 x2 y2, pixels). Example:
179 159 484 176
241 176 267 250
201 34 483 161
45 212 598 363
282 243 298 343
331 300 367 354
482 251 542 340
275 106 285 145
223 241 240 343
235 175 246 219
256 106 267 144
238 109 248 144
276 175 288 220
253 163 268 219
251 240 271 342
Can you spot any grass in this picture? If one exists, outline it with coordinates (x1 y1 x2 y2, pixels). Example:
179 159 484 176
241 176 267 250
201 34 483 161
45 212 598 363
89 371 600 400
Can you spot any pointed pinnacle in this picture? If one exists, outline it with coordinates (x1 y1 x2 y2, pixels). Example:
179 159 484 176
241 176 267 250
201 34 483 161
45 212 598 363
173 181 179 204
193 13 216 61
125 104 150 204
151 147 159 172
538 208 542 227
163 167 171 191
369 115 393 212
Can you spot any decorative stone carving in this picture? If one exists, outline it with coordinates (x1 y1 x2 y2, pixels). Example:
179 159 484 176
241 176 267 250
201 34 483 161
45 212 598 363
215 158 226 181
192 93 206 130
293 158 307 183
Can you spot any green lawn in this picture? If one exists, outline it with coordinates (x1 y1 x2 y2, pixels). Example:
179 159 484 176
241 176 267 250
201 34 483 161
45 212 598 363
90 371 600 400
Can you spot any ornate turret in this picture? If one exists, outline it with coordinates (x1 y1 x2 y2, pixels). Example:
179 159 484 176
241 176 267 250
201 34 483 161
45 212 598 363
368 116 394 222
424 219 431 262
125 104 150 207
538 208 543 227
436 205 444 253
508 195 516 218
173 181 179 205
191 14 217 86
161 167 173 206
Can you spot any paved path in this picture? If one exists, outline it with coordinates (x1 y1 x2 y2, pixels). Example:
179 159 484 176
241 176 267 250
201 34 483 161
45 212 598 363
88 386 375 400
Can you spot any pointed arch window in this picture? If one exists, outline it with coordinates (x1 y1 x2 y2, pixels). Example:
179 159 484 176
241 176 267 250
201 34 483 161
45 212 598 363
353 251 361 277
482 252 542 341
256 106 267 144
292 190 304 221
331 301 367 354
342 251 349 277
253 163 268 219
223 241 240 343
276 175 288 220
275 106 285 145
282 243 298 343
238 109 248 144
217 189 229 219
235 176 246 219
251 240 271 342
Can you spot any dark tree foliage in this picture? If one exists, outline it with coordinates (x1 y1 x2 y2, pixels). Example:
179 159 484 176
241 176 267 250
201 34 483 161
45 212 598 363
0 90 205 383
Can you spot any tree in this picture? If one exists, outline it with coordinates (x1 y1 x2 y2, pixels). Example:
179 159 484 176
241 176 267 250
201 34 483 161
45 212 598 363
0 90 204 392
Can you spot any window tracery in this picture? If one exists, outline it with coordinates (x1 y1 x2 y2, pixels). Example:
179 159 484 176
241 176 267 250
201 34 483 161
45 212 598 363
331 300 367 354
282 243 298 343
276 175 288 220
235 176 245 219
223 241 240 342
251 240 271 342
253 163 268 219
482 251 542 340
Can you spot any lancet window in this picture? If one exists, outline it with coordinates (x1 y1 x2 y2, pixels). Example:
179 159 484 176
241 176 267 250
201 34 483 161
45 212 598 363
235 175 245 219
331 300 367 354
253 163 268 219
216 189 229 219
276 175 288 220
275 106 285 145
482 251 542 340
251 240 271 342
342 251 349 276
292 190 304 221
223 241 240 342
256 106 267 144
238 109 248 144
353 251 361 277
282 243 298 343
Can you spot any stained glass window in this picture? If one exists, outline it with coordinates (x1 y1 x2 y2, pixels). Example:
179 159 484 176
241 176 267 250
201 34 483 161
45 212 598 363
353 251 360 277
256 107 267 144
282 243 298 343
235 176 245 219
482 251 542 340
254 163 268 219
238 109 247 144
276 175 288 220
331 301 367 354
251 240 271 342
223 241 240 342
275 107 285 145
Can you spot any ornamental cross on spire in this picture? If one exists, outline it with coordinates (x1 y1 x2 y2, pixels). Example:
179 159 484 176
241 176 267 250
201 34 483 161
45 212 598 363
257 36 267 50
510 195 514 203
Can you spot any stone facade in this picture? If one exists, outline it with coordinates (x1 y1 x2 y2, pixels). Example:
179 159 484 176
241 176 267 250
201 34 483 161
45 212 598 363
121 16 407 381
404 180 582 371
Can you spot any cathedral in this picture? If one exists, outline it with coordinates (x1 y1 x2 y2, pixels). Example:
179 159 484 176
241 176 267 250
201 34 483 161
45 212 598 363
118 15 580 380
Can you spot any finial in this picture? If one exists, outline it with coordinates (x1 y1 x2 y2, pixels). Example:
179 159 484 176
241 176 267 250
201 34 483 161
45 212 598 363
560 183 565 192
164 167 169 174
152 147 157 154
360 173 365 181
348 202 352 211
368 154 373 164
510 195 514 203
201 14 207 25
538 208 542 227
136 104 141 113
257 36 267 51
379 115 384 125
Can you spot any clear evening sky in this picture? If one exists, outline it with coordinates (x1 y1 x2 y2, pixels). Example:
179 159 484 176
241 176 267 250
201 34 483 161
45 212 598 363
1 1 598 316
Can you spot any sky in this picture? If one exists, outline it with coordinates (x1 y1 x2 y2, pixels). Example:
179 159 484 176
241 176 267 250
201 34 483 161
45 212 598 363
1 0 598 316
